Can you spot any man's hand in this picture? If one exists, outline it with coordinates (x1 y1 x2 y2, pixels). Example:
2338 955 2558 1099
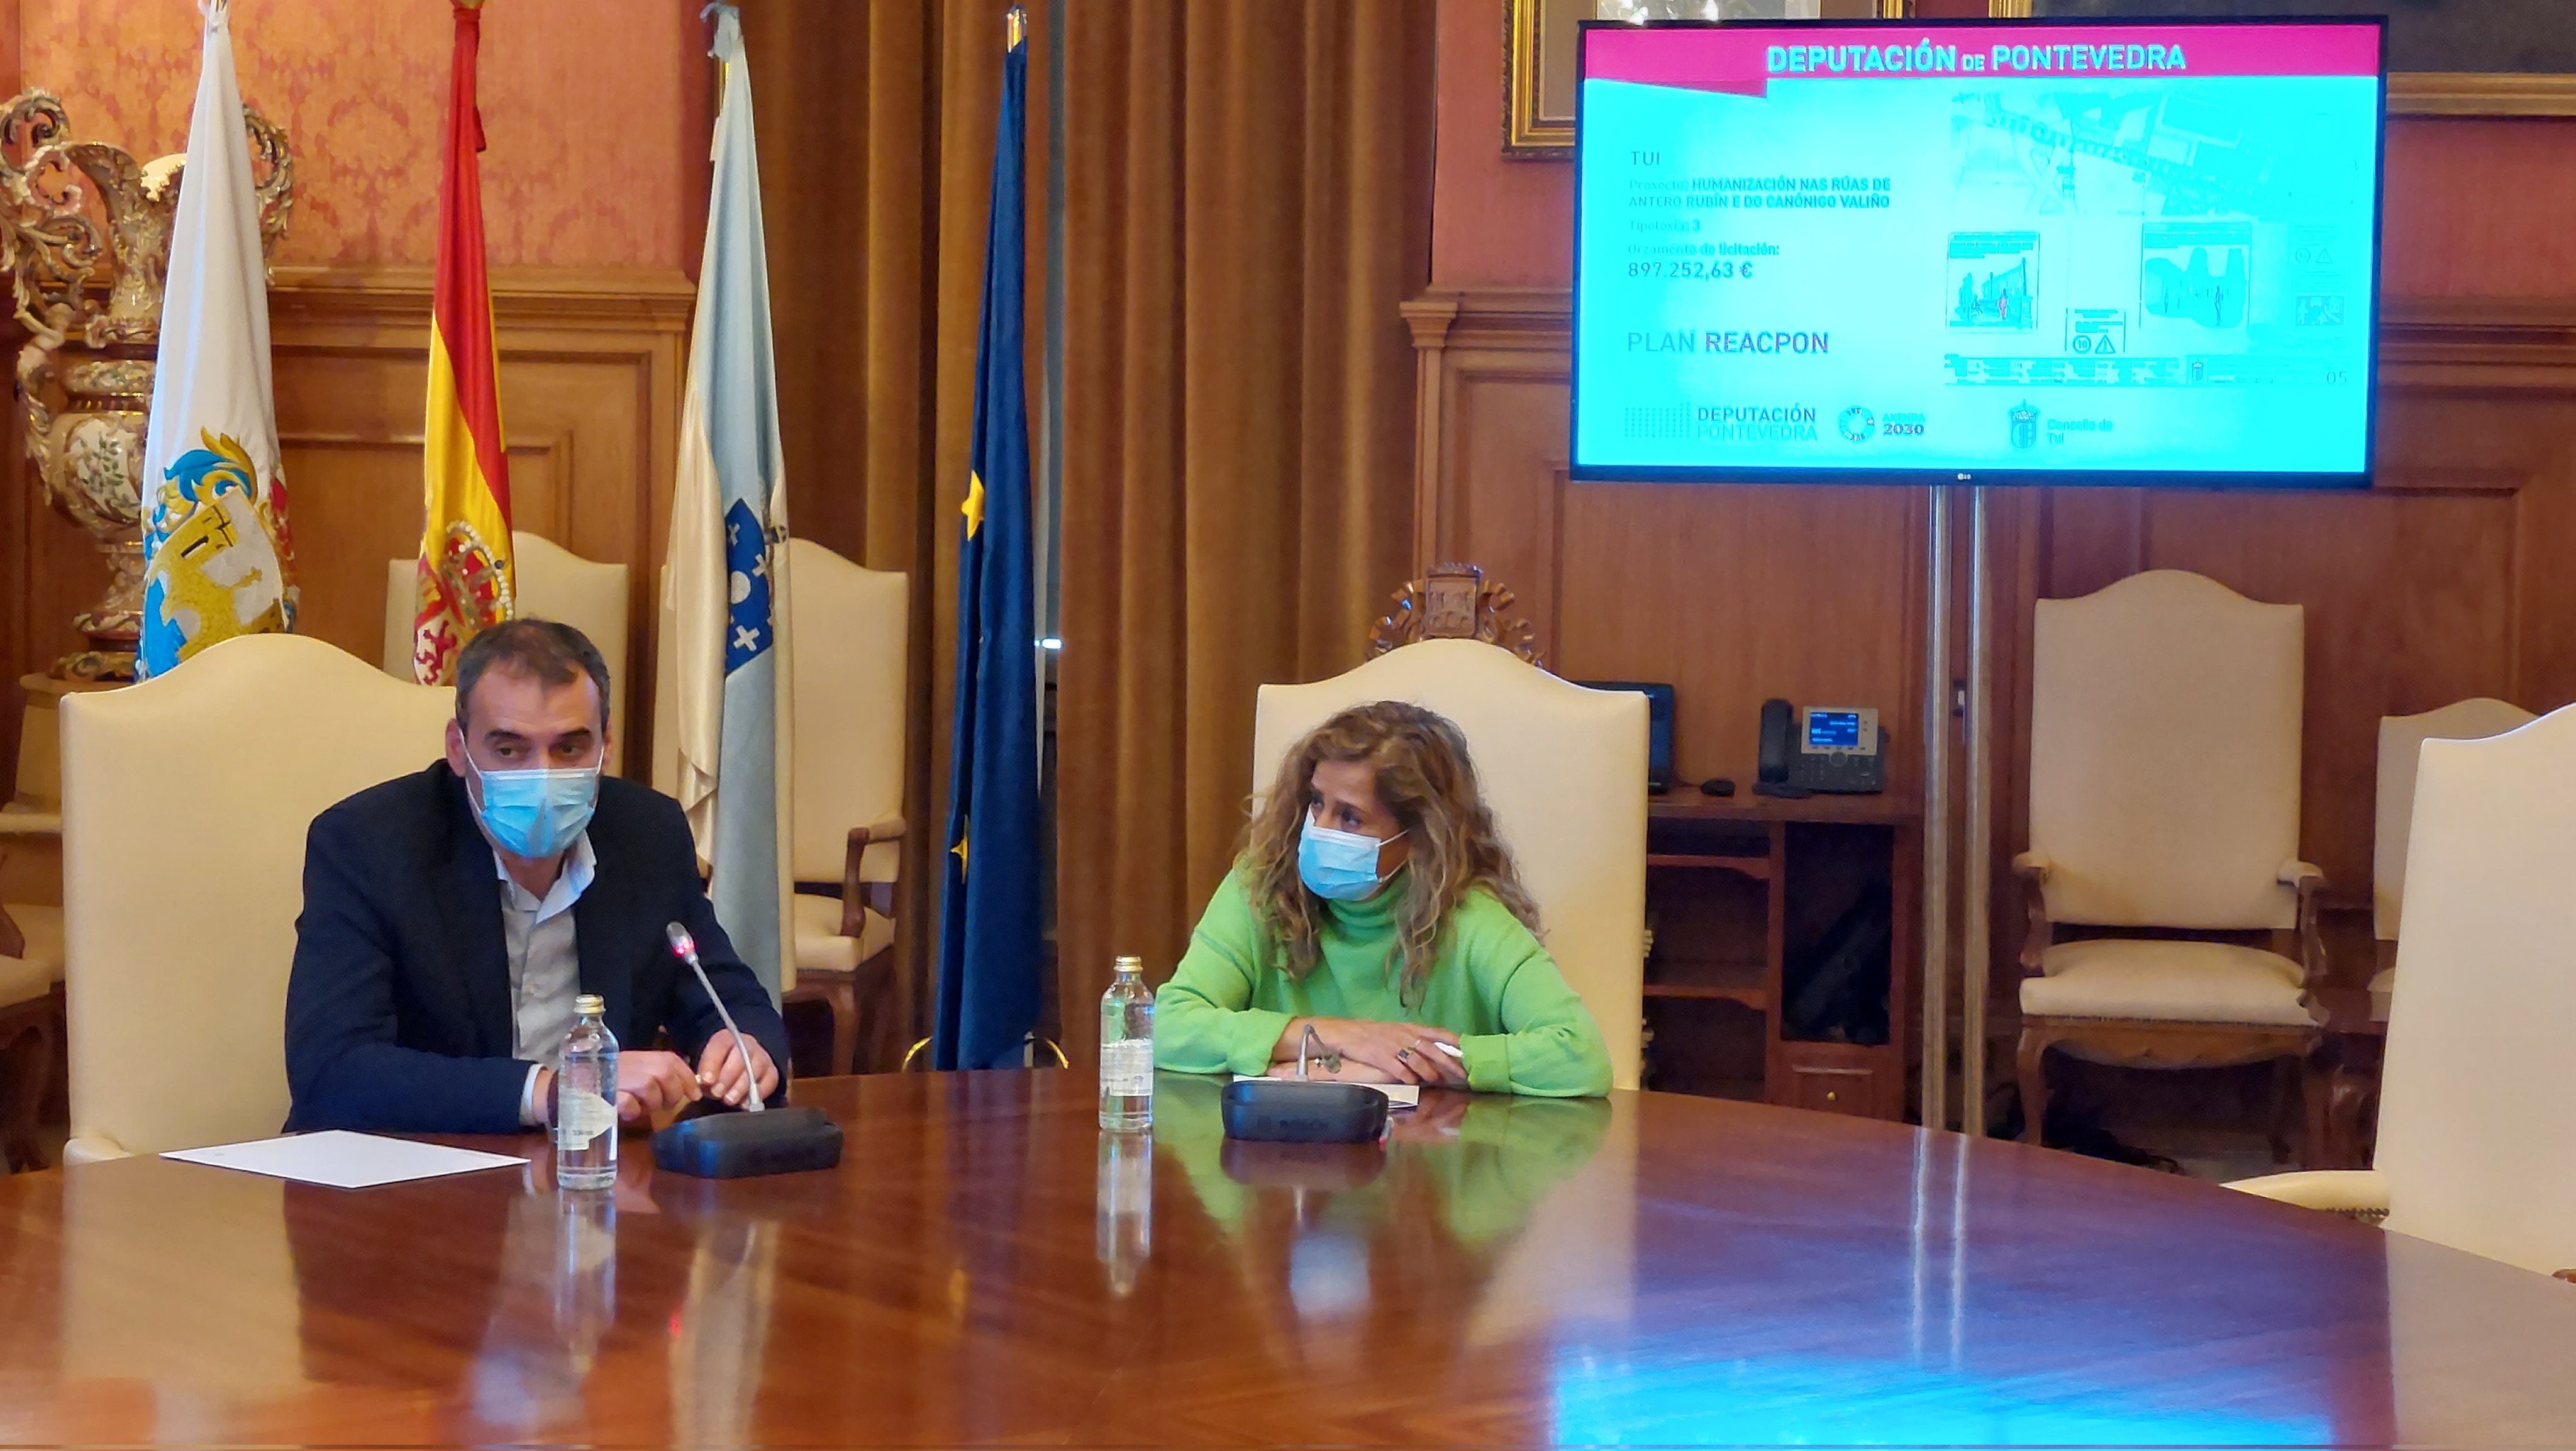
1275 1017 1467 1087
613 1049 703 1121
696 1031 782 1108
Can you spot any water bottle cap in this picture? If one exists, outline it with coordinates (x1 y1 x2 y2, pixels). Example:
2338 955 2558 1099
1114 955 1143 974
574 994 606 1016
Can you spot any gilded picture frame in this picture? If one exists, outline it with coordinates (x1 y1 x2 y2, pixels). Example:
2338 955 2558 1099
1504 0 1903 156
1505 0 2576 158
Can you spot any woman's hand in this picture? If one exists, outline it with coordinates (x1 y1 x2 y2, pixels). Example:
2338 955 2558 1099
1277 1016 1467 1087
1262 1059 1388 1084
1386 1089 1471 1143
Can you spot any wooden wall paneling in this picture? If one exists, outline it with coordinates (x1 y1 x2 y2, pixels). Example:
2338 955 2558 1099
264 265 691 772
1414 287 2576 1073
1403 291 1575 640
1555 481 1923 796
2007 305 2576 924
1405 289 1926 802
5 267 687 787
2120 486 2516 902
11 424 104 781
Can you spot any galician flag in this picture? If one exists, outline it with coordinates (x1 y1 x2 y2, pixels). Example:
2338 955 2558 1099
667 3 792 1002
410 0 514 685
138 0 294 679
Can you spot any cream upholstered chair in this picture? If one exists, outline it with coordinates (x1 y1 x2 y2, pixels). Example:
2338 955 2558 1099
2229 704 2576 1276
2369 699 2533 1022
0 812 64 1169
777 539 908 1076
1252 639 1648 1090
2014 570 2324 1155
3 699 68 1169
382 531 630 770
59 634 453 1160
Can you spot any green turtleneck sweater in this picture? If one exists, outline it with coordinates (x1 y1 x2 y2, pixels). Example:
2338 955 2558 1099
1153 866 1613 1097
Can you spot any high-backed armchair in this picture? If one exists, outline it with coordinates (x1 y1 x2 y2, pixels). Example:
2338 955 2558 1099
2370 699 2533 1021
2231 703 2576 1276
0 811 64 1169
60 635 453 1159
1252 640 1647 1090
777 539 908 1076
2014 570 2323 1156
383 531 630 770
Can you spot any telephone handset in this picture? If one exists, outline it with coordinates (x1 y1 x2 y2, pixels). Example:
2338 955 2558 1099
1757 699 1886 798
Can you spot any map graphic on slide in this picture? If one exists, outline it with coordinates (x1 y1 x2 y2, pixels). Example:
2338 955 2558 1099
1948 233 2038 330
1954 91 2282 220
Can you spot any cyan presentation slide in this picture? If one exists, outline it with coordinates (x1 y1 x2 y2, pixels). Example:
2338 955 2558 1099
1571 23 2384 481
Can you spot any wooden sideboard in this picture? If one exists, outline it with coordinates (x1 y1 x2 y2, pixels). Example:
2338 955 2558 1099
1642 795 1918 1121
1408 288 2576 1040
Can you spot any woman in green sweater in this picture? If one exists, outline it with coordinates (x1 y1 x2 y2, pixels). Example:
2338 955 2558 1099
1155 701 1613 1097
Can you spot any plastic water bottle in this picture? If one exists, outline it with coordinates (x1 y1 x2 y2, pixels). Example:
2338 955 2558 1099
1096 1128 1152 1294
553 994 619 1191
1099 955 1154 1130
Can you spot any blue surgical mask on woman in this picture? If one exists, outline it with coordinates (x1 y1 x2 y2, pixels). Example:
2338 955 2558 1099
467 755 600 859
1299 814 1404 901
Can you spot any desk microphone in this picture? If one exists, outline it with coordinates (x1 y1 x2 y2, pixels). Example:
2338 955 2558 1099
650 921 843 1178
665 921 763 1112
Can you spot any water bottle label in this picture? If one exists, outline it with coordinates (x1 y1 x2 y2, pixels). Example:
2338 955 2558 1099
555 1089 616 1150
1101 1039 1153 1096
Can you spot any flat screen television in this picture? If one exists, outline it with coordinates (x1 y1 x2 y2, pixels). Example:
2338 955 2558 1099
1569 17 2387 487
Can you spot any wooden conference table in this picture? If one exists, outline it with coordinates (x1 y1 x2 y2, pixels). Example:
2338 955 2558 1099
4 1072 2576 1450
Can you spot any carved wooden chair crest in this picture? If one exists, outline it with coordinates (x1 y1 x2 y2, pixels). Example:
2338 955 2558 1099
1365 563 1544 669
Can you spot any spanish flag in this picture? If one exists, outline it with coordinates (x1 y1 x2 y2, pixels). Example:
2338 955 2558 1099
410 0 513 685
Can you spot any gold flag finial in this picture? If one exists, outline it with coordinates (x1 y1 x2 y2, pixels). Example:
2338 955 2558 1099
1004 5 1026 50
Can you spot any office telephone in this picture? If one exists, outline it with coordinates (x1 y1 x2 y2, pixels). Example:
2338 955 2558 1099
1757 699 1886 797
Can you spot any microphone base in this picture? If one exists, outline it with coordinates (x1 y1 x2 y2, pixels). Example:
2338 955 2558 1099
1220 1079 1389 1143
650 1104 843 1178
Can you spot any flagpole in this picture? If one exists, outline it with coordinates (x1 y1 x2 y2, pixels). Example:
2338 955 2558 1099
933 0 1042 1069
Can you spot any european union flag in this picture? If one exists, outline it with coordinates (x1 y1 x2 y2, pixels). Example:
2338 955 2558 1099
933 11 1042 1071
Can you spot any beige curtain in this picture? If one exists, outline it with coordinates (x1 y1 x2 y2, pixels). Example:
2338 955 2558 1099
741 1 1049 1066
1055 2 1437 1057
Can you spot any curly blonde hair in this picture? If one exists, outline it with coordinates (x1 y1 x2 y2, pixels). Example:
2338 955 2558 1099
1243 701 1540 1003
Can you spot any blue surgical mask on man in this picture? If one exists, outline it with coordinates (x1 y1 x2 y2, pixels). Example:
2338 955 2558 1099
467 755 601 860
1299 814 1404 901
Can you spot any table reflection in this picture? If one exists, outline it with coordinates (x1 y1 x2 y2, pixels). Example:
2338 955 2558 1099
1152 1074 1618 1376
27 1074 2576 1448
1097 1129 1153 1295
460 1172 613 1433
284 1148 786 1446
665 1208 779 1448
1545 1128 2362 1449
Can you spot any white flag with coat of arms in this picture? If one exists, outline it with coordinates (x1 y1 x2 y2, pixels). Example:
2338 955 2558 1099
666 3 794 1001
138 0 294 679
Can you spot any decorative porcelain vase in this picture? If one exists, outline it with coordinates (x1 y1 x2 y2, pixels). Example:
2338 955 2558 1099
0 90 291 679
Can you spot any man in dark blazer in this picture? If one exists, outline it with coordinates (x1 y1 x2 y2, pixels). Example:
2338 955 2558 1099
285 619 786 1135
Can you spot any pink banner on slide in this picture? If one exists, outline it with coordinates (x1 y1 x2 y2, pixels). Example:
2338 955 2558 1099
1585 23 2381 99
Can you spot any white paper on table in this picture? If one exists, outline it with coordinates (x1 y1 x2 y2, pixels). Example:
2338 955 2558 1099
162 1130 526 1189
1231 1076 1421 1110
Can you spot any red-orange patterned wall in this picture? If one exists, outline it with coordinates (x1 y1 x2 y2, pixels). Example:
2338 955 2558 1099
19 0 693 270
